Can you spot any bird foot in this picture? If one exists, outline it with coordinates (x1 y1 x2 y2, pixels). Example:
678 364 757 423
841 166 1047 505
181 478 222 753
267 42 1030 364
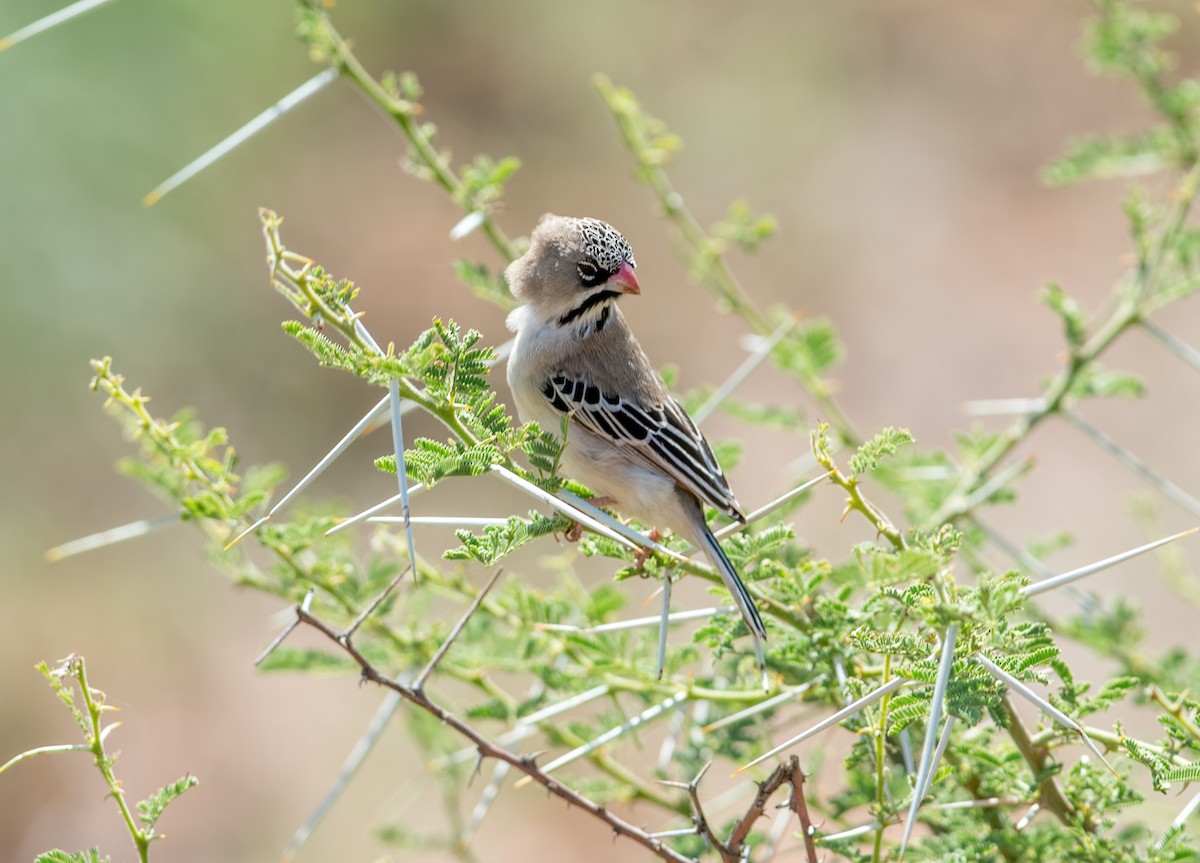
634 529 662 570
560 497 619 543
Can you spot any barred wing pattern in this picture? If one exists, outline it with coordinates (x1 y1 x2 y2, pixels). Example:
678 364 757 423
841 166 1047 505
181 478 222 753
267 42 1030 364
541 372 744 522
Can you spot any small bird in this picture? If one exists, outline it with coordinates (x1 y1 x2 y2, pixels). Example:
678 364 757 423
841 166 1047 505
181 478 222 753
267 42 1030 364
505 213 767 643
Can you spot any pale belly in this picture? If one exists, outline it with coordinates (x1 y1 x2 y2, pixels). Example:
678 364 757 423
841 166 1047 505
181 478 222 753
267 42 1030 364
505 328 690 537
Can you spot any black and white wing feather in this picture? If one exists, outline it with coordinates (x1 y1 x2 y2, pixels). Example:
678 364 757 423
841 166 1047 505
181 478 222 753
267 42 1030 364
541 372 744 522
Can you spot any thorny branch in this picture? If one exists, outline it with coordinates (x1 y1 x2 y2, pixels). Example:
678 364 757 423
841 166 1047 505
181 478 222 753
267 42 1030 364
685 756 818 863
291 600 697 863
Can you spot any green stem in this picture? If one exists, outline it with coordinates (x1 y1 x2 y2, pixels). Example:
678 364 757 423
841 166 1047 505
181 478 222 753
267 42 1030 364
1030 721 1195 768
927 160 1200 530
1147 685 1200 746
304 4 517 264
1001 696 1091 832
812 430 906 552
594 74 860 447
77 659 150 862
871 654 894 863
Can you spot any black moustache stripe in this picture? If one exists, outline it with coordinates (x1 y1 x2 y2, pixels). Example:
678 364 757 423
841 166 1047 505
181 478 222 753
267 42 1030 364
558 290 620 326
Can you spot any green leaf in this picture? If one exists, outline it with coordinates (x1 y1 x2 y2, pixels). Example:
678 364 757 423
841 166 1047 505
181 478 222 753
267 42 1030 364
1125 738 1173 792
1084 3 1177 77
1068 365 1145 400
283 322 360 373
377 438 501 487
713 199 777 254
258 648 357 673
1162 760 1200 784
453 260 512 308
34 851 109 863
774 318 844 381
459 154 521 208
444 513 563 566
1044 130 1177 186
849 427 914 476
137 774 199 829
1041 283 1086 350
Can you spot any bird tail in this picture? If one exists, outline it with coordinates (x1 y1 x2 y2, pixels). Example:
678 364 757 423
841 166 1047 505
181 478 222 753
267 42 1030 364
697 527 767 642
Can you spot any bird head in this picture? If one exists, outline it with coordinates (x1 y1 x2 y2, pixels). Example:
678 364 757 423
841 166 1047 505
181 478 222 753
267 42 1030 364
506 214 640 323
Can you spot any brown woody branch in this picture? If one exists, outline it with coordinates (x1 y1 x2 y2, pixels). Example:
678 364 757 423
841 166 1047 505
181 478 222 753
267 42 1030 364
293 603 697 863
686 755 818 863
1001 696 1093 833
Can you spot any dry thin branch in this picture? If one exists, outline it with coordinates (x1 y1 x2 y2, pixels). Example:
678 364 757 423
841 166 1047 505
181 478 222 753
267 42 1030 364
293 604 696 863
686 756 817 863
414 567 504 690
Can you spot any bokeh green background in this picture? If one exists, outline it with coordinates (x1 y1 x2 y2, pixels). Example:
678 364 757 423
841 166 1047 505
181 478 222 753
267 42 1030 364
3 1 1199 860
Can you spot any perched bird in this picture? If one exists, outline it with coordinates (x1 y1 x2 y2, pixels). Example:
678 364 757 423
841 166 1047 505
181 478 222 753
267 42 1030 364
505 213 767 642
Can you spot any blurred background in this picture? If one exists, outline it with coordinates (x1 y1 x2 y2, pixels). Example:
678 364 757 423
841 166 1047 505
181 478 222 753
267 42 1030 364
3 1 1199 860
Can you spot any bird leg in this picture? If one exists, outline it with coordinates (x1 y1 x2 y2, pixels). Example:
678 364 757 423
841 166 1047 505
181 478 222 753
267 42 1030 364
561 496 619 543
634 529 662 570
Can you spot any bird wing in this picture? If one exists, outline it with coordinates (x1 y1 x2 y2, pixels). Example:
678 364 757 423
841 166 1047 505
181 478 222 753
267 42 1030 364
541 371 745 522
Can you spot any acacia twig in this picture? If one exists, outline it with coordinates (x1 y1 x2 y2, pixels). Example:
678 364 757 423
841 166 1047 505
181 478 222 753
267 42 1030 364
293 604 696 863
684 756 817 863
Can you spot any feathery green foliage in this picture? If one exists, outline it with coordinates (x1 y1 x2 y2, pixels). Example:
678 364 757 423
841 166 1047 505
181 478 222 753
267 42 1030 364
15 1 1200 861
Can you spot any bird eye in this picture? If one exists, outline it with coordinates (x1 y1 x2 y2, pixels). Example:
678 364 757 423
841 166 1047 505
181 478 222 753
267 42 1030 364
576 260 603 286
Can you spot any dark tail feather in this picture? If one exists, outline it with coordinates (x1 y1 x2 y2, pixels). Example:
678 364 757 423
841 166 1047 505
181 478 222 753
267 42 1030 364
698 527 767 641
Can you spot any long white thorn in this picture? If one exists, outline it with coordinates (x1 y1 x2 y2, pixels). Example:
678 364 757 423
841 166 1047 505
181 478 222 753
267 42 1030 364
46 513 179 561
1159 789 1200 849
490 466 642 552
427 685 611 771
971 516 1054 579
386 381 420 580
0 0 117 52
1064 410 1200 520
144 69 339 206
558 489 691 563
226 396 394 549
701 676 824 734
271 396 391 513
279 690 402 861
1023 527 1198 596
931 796 1023 811
819 821 881 843
657 575 672 679
457 760 510 851
735 677 908 775
536 605 734 635
900 624 959 855
712 470 833 541
962 397 1046 416
516 684 613 726
449 211 487 241
693 313 800 425
515 692 688 785
325 483 429 536
647 827 700 840
657 702 686 772
369 516 512 527
898 728 915 777
960 457 1036 512
975 653 1117 775
1014 802 1041 832
1142 318 1200 374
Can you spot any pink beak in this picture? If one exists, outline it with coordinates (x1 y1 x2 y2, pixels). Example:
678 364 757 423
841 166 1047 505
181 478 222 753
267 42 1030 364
612 260 641 295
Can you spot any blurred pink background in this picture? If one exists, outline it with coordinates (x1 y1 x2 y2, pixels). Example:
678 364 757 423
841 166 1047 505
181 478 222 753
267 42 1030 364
3 1 1199 860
